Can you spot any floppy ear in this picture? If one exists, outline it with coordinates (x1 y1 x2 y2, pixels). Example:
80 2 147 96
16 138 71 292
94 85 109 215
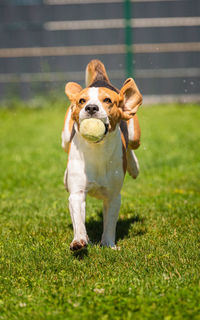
65 82 82 101
119 78 142 118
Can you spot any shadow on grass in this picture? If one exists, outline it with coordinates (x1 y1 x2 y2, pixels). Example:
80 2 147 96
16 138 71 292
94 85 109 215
85 211 146 244
70 212 146 259
116 215 146 241
72 247 88 260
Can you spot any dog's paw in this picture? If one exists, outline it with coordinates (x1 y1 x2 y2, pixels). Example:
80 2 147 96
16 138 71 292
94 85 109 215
100 242 120 250
70 239 88 251
100 240 116 248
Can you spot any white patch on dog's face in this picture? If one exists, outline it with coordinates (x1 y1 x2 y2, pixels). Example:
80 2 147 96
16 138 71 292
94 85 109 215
88 87 101 107
79 87 109 124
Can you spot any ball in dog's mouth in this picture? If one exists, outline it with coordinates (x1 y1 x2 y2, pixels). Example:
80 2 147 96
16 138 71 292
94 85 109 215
79 118 106 143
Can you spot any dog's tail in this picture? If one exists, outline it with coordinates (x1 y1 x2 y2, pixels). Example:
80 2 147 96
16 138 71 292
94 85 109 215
85 59 111 87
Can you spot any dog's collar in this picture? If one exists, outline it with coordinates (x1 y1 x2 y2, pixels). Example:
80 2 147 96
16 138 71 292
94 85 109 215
89 80 119 94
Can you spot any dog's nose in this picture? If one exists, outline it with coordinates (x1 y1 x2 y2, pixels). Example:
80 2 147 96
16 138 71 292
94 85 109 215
85 104 99 115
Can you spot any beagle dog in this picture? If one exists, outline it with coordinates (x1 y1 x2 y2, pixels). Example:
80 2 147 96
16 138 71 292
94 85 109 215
62 59 142 250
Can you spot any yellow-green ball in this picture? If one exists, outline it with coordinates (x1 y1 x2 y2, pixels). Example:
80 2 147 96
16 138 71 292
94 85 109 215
80 118 106 142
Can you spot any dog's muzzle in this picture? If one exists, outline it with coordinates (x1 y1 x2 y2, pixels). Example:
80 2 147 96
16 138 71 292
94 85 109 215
85 104 99 116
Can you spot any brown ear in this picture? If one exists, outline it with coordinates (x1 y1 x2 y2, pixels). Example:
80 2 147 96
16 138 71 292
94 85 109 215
119 78 142 117
65 82 82 101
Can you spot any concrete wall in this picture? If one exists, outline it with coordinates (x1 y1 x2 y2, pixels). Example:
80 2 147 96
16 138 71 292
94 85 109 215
0 0 200 103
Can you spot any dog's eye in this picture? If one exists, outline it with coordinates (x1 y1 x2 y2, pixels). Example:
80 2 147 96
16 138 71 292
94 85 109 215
79 98 86 104
103 98 112 104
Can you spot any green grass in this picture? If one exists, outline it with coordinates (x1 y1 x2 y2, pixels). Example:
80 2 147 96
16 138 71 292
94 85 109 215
0 102 200 320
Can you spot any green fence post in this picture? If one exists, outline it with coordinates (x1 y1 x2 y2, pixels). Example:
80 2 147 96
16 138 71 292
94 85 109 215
124 0 133 78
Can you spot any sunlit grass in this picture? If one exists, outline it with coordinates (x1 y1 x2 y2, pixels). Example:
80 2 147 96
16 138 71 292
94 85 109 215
0 102 199 319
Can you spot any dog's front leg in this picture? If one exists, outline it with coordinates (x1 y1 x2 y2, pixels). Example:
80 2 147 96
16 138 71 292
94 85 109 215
69 192 88 251
101 194 121 248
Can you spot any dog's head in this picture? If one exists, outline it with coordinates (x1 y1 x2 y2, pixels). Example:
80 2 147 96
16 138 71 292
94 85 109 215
65 78 142 133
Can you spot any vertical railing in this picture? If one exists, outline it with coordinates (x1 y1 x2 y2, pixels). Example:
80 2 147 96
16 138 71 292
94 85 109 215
124 0 133 78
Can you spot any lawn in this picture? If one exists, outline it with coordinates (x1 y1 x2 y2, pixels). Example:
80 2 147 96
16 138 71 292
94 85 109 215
0 101 200 320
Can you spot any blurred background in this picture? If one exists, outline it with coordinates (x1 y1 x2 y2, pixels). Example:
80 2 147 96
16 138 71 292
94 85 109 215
0 0 200 104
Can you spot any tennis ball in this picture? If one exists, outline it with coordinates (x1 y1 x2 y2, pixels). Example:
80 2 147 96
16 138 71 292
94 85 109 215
80 118 106 142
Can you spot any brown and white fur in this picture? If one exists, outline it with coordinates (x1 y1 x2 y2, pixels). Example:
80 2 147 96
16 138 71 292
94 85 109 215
62 60 142 250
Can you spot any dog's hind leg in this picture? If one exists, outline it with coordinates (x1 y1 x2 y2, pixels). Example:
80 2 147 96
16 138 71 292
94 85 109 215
127 115 141 150
61 107 75 153
126 148 139 179
126 115 141 179
101 195 121 248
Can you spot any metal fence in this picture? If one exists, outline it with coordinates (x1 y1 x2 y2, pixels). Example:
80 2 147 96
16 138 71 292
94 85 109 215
0 0 200 104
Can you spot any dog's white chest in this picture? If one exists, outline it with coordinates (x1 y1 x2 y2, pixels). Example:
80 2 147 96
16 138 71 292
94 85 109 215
86 156 123 199
67 127 124 199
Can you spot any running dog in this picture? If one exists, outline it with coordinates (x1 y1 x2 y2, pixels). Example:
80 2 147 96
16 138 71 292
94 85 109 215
62 59 142 250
